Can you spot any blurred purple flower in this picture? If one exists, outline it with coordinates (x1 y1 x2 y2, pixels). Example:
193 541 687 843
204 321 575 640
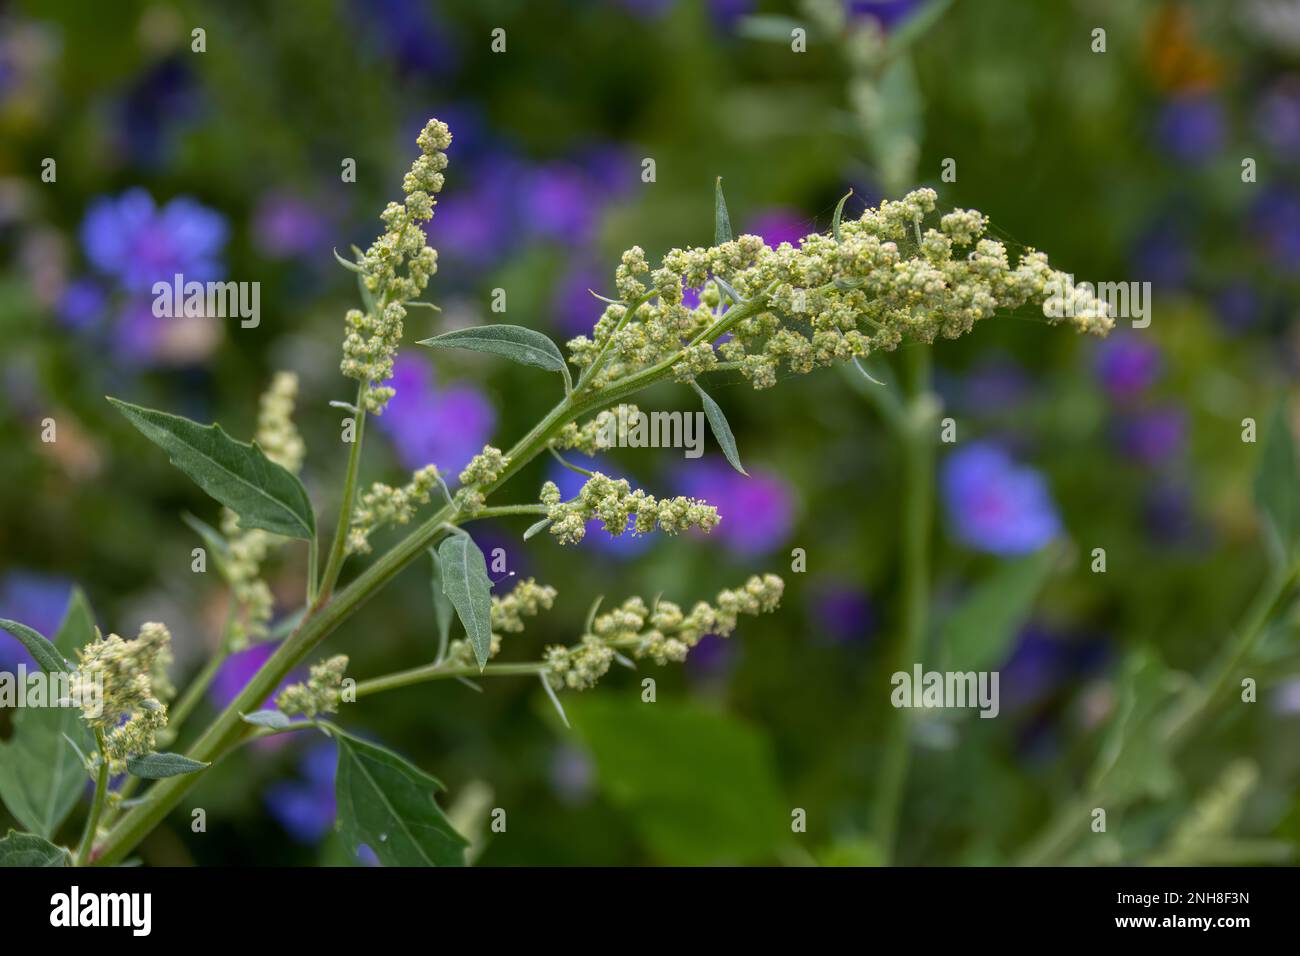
999 624 1110 711
1251 186 1300 270
523 163 601 244
1214 282 1261 333
80 188 228 294
685 633 737 683
808 583 874 644
1256 76 1300 155
253 193 331 259
1132 219 1191 289
265 742 338 845
209 642 302 710
552 263 605 338
1154 94 1225 163
375 356 496 476
746 208 807 247
57 278 107 330
957 353 1033 415
940 443 1061 555
709 0 755 28
112 59 202 168
351 0 458 75
1142 478 1198 546
677 460 795 556
0 572 72 669
846 0 923 30
1094 332 1162 400
1111 405 1186 466
426 170 517 269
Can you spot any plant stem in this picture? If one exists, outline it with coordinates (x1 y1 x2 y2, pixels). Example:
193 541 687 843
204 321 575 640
462 504 549 521
315 382 367 606
76 731 109 866
870 347 937 862
357 661 547 697
166 646 230 744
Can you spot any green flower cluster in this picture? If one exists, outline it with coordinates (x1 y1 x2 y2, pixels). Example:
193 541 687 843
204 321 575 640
566 188 1113 391
277 655 350 719
544 574 784 690
340 119 451 414
538 473 719 545
440 578 557 668
73 622 175 774
347 464 442 555
222 371 305 648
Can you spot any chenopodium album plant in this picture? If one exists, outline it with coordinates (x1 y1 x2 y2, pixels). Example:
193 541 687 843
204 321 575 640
0 117 1118 868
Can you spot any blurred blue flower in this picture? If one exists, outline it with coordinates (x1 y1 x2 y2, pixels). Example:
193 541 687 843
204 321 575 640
1251 186 1300 270
551 262 605 338
676 460 795 557
1214 281 1262 333
426 163 519 269
951 352 1033 416
940 443 1061 555
1255 76 1300 156
1132 218 1190 289
111 59 202 168
374 355 496 476
808 582 875 644
265 742 337 845
0 572 72 669
523 163 601 244
351 0 458 75
1154 93 1225 163
1111 405 1186 466
1094 331 1162 400
56 278 107 330
80 188 228 294
685 633 737 684
846 0 923 30
998 624 1110 711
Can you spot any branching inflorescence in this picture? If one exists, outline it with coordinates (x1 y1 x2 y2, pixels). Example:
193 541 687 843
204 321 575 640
3 114 1124 869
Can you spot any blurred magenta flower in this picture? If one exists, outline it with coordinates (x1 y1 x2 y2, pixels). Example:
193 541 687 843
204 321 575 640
1154 93 1225 163
80 188 228 294
1111 405 1186 466
264 742 337 845
552 262 606 338
0 571 72 669
676 460 795 556
940 443 1061 555
746 208 808 248
374 355 495 476
1094 332 1162 400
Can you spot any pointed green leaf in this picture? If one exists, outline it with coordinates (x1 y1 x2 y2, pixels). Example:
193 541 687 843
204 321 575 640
942 546 1059 673
1254 402 1299 564
181 512 230 575
831 188 854 242
108 398 315 539
523 517 551 540
241 710 293 730
126 752 210 779
0 831 71 867
714 176 732 246
418 325 567 374
332 728 468 866
0 591 96 839
690 380 747 476
0 620 70 675
437 534 493 669
427 547 455 661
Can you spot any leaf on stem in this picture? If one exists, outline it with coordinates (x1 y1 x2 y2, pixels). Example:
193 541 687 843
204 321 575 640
714 176 733 246
0 619 71 675
690 381 747 476
331 727 468 867
831 189 854 242
241 710 293 730
108 398 315 540
436 533 494 669
0 831 70 867
126 752 210 779
418 325 568 378
0 591 97 839
427 548 455 662
523 517 552 540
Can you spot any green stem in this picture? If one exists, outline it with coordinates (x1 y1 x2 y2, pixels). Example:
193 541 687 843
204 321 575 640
307 536 319 606
462 504 549 521
315 383 367 606
166 646 230 744
76 731 109 866
870 348 937 862
357 661 547 697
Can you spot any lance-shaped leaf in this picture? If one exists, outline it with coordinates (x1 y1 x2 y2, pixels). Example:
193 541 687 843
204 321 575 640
0 591 96 839
437 533 494 669
126 752 210 779
0 832 70 867
714 176 733 245
831 188 854 242
331 727 468 867
428 547 455 662
108 398 315 540
941 546 1059 673
418 326 570 388
1254 402 1299 564
0 619 70 675
241 710 293 730
690 380 747 476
